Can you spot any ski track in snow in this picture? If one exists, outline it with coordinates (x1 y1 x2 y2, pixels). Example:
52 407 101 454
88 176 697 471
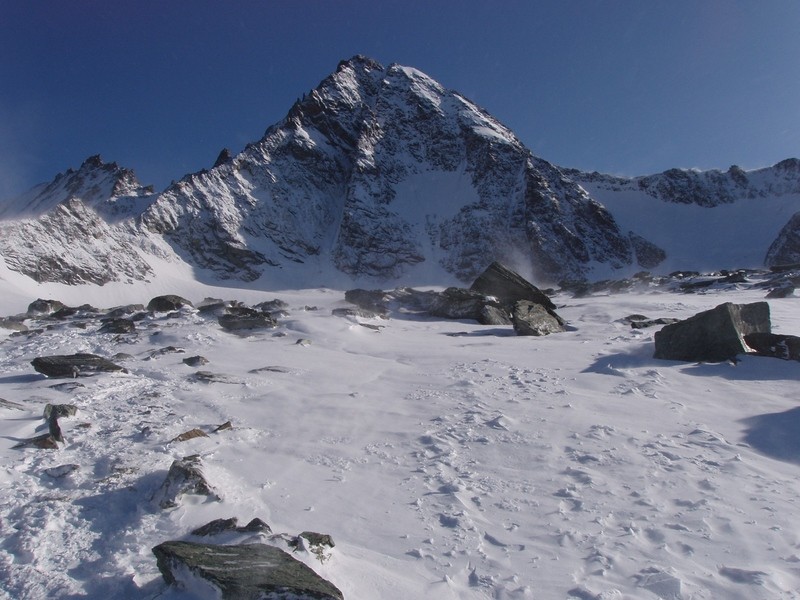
1 286 799 599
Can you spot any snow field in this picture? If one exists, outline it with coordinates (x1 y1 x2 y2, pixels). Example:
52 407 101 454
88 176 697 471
0 284 799 599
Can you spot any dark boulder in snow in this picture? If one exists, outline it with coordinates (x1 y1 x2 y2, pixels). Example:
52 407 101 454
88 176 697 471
27 298 66 316
152 541 343 600
218 310 278 331
31 353 126 378
512 300 566 336
429 287 503 321
470 261 555 311
766 212 800 268
147 295 193 312
744 332 800 362
654 301 771 362
182 355 209 367
98 318 136 334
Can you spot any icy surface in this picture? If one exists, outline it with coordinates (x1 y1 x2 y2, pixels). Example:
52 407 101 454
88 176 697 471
1 269 799 599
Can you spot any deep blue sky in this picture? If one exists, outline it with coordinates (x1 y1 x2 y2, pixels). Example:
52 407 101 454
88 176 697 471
1 1 798 200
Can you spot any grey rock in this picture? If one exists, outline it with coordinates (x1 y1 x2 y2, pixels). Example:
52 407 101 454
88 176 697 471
512 300 566 336
429 287 500 320
31 353 126 378
152 541 343 600
103 304 145 319
152 454 220 509
478 304 512 325
744 332 800 361
218 311 277 331
183 355 209 367
147 295 193 312
344 289 390 315
654 301 771 362
147 346 186 359
0 317 28 332
766 285 795 298
470 261 555 311
191 517 272 537
98 318 136 334
27 298 66 316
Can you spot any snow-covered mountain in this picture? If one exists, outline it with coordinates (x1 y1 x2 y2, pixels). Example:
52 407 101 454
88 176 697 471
570 160 800 273
1 56 798 288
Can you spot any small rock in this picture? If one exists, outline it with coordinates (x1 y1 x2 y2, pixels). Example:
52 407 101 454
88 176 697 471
152 454 220 509
171 428 209 443
214 421 233 432
43 403 78 419
183 355 209 367
13 434 59 450
98 318 136 334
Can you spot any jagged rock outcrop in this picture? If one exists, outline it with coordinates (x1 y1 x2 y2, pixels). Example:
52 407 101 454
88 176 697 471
653 302 771 362
765 212 800 267
152 541 344 600
2 58 798 286
139 55 637 284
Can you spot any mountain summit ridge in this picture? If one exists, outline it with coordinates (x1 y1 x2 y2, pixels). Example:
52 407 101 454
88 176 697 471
1 56 799 287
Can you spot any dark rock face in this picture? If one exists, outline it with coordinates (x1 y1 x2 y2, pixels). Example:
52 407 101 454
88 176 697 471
31 353 126 378
191 517 272 537
147 295 193 312
512 301 566 336
27 299 66 316
744 332 800 362
98 318 136 334
152 454 220 509
428 287 501 320
470 261 555 310
218 311 277 331
766 212 800 268
654 302 771 362
183 355 209 367
152 541 343 600
628 232 667 269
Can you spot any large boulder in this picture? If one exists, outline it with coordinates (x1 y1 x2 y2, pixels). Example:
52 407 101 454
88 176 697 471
512 300 566 336
470 262 556 311
654 302 771 362
31 353 126 378
428 287 501 320
152 541 343 600
147 295 193 312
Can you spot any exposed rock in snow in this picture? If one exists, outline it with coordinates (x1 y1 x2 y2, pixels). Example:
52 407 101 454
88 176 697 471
653 301 771 362
152 454 221 509
152 540 344 600
31 353 126 378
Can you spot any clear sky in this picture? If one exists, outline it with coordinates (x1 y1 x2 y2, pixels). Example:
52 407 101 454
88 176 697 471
1 1 798 200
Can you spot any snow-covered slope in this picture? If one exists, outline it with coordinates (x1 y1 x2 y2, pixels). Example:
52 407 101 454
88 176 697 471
1 57 799 289
140 56 636 285
571 160 800 273
1 276 799 599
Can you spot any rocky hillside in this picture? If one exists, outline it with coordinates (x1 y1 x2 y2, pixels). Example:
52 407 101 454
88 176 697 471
1 56 799 287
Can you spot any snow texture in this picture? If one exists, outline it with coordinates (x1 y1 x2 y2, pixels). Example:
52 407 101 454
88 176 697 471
1 263 799 599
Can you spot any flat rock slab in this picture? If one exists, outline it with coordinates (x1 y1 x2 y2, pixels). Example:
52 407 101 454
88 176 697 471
152 541 343 600
31 353 126 378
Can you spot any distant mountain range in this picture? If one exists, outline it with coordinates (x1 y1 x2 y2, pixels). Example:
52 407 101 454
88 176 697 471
1 56 799 288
